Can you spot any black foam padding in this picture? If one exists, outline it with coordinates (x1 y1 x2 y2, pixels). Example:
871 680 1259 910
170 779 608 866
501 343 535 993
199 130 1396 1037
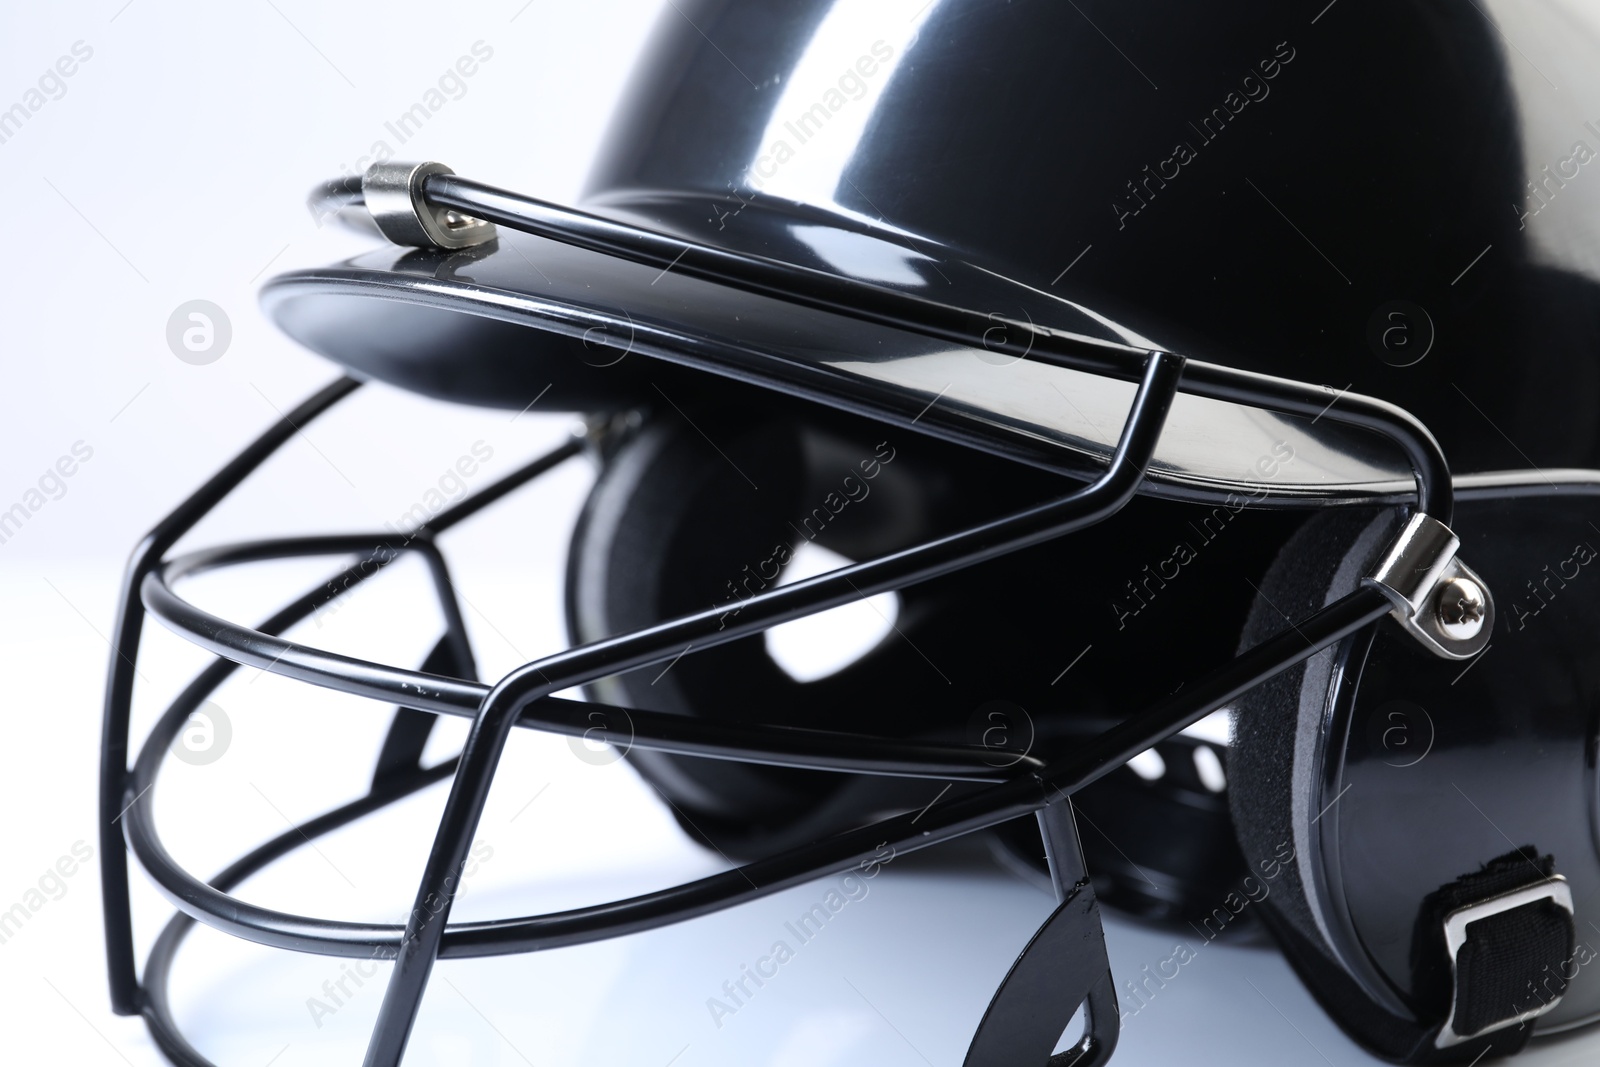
1230 506 1394 959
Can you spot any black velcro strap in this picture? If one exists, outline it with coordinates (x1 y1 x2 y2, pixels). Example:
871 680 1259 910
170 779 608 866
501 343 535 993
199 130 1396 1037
1454 894 1573 1035
1413 849 1575 1045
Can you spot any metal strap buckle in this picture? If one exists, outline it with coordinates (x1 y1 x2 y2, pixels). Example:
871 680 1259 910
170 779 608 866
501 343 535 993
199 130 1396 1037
1436 876 1574 1048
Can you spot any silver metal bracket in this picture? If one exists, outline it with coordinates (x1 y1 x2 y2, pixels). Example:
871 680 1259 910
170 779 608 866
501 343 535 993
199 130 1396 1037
1435 876 1573 1047
1361 513 1494 660
361 161 496 250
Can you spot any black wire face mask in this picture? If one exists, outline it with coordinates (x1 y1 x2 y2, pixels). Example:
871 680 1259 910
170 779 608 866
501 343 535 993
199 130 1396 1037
101 2 1600 1065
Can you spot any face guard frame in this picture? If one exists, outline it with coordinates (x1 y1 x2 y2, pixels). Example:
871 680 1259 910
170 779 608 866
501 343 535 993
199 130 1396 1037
101 166 1487 1067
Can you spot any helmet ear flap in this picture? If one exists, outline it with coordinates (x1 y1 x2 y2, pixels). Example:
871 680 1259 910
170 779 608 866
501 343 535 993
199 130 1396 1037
1227 506 1483 1062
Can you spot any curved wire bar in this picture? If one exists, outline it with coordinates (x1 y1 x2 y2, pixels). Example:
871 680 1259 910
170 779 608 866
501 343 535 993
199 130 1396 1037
123 351 1177 948
105 349 1412 1066
139 760 458 1067
141 538 1042 778
424 350 1189 1064
418 172 1454 522
100 376 363 1014
99 390 578 1012
123 573 1387 965
129 579 1387 1067
105 408 591 1062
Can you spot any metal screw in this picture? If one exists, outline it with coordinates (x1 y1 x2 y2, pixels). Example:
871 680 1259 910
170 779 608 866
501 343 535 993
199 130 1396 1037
1434 576 1486 640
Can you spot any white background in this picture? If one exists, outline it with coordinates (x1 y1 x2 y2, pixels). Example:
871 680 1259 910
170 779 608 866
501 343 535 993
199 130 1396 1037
1 2 1598 1066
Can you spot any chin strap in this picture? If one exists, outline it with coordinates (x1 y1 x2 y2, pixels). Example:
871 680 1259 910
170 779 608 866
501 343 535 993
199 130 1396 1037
1414 851 1577 1052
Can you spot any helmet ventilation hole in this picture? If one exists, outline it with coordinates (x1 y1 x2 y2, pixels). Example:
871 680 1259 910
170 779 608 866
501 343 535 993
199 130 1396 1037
764 542 900 682
1127 748 1167 781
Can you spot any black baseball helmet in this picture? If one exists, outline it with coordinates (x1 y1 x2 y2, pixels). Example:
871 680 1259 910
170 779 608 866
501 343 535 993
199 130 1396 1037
103 3 1600 1065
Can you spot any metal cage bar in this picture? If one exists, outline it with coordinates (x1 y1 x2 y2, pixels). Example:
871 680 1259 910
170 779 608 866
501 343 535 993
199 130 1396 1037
419 171 1454 522
99 375 362 1016
105 316 1430 1064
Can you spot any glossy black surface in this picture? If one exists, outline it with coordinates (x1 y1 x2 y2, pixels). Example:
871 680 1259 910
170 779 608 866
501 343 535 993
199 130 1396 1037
589 0 1600 475
217 0 1600 1061
267 0 1600 504
264 229 1441 507
268 0 1600 509
1323 491 1600 1031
